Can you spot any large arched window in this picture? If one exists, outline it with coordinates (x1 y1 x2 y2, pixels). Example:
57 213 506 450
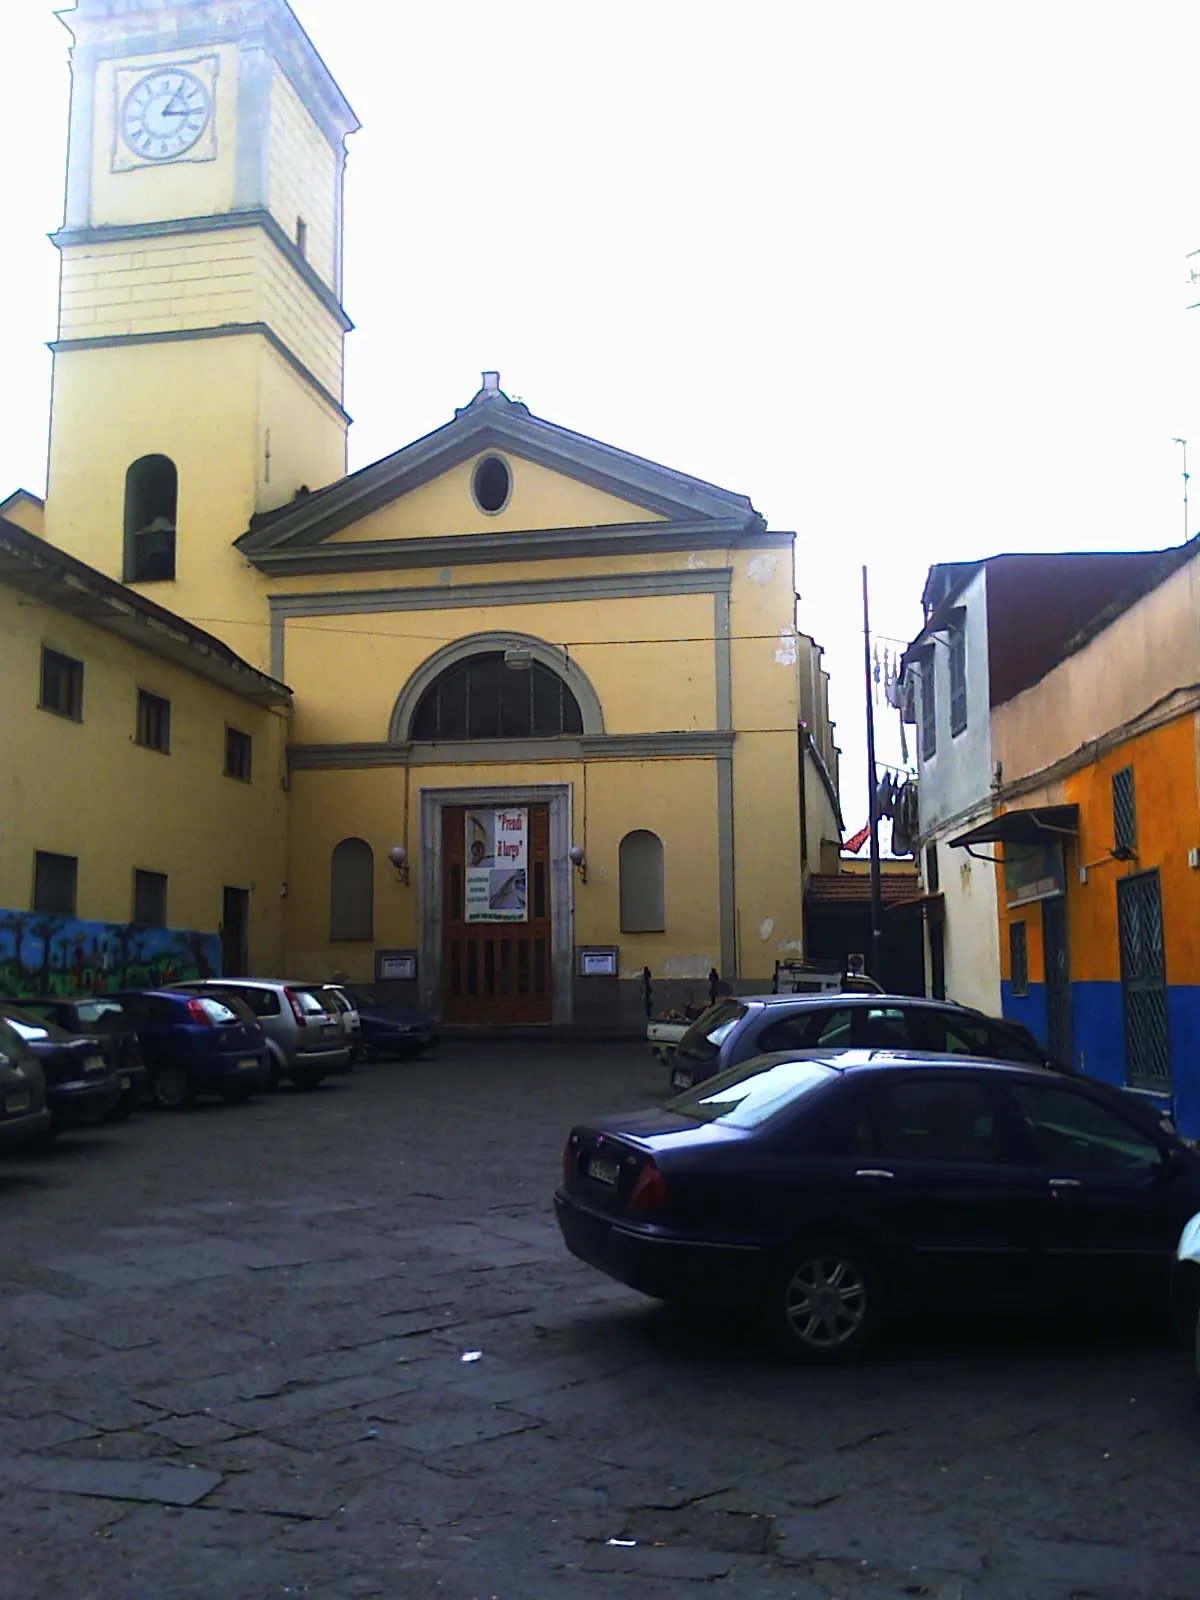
124 455 178 582
410 652 584 741
619 830 665 933
330 837 374 941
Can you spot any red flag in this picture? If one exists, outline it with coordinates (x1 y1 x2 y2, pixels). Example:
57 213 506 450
843 824 870 853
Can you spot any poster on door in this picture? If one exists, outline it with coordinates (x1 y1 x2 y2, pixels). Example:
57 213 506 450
464 808 528 922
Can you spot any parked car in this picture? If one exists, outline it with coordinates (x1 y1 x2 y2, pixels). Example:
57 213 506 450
0 1003 123 1134
107 989 271 1108
167 980 350 1088
665 993 1064 1092
339 987 437 1061
1172 1213 1200 1387
556 1048 1200 1361
14 996 147 1120
316 984 362 1061
0 1015 52 1150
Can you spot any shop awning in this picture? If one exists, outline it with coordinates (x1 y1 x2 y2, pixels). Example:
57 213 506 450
949 804 1078 850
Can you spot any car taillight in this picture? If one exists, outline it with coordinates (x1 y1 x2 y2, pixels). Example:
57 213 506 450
284 988 307 1027
629 1161 669 1212
186 998 213 1028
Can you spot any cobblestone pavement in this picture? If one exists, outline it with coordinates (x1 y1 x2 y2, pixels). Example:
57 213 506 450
1 1042 1198 1600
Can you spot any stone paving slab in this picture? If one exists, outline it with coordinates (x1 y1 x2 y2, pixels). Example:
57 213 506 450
2 1041 1199 1599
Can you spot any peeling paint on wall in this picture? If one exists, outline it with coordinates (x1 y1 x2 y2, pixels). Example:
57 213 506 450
664 955 717 979
687 552 708 569
758 917 775 941
774 629 798 666
746 553 778 586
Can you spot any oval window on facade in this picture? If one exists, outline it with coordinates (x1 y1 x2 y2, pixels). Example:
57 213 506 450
472 455 511 514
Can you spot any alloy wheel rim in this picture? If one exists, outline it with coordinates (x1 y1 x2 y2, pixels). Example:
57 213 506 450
784 1255 867 1348
155 1067 188 1107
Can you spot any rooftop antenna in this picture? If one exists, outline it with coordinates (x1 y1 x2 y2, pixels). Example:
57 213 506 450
1173 437 1189 542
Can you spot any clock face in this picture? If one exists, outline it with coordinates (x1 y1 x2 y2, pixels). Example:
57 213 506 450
121 68 212 163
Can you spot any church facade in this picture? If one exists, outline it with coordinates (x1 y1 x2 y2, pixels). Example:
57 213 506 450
3 0 841 1027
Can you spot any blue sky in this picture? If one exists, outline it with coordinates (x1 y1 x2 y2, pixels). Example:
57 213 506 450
4 1 1200 834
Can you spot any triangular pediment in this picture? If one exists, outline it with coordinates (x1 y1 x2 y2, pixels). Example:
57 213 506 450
236 383 766 576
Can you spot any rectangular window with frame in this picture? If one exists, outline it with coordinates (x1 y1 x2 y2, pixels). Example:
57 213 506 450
1112 765 1137 855
225 726 253 782
921 663 937 759
1009 920 1028 997
136 689 171 753
948 624 967 736
39 647 84 720
132 869 168 927
33 850 78 916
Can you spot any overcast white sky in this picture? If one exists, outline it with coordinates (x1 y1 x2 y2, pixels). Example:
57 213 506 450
4 1 1200 838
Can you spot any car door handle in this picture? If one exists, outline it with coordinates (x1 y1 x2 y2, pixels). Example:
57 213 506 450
1048 1177 1082 1189
855 1168 895 1180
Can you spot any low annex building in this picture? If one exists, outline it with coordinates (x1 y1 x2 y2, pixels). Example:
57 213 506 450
1 0 842 1029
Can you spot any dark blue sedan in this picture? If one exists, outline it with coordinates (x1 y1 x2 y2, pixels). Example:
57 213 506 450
110 990 271 1108
556 1050 1200 1361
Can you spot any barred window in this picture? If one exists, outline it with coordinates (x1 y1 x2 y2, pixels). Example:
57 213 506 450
921 664 937 760
949 625 967 736
1112 766 1137 855
40 647 84 720
411 652 583 741
1009 921 1028 997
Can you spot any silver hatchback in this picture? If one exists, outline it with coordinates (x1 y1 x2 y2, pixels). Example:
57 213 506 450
169 980 351 1089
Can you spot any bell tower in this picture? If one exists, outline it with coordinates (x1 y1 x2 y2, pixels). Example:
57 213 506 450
45 0 358 645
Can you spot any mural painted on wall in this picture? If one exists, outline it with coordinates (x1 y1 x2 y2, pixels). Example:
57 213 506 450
0 907 221 997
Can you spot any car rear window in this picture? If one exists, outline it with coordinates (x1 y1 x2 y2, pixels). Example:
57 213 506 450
677 1001 748 1061
291 988 331 1016
194 997 239 1025
668 1056 839 1129
221 987 281 1017
1 1006 71 1041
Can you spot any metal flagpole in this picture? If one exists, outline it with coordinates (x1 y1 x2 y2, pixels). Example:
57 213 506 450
1173 438 1189 542
862 565 885 982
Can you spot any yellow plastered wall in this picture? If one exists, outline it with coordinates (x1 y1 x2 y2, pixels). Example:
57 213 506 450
268 66 338 290
57 232 344 400
89 46 240 227
0 583 288 968
326 455 667 542
44 336 348 678
280 593 716 745
282 757 723 982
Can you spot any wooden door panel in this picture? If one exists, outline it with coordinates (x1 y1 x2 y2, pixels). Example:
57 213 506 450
443 804 552 1024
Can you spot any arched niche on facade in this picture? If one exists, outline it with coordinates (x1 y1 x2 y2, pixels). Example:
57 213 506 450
388 632 605 743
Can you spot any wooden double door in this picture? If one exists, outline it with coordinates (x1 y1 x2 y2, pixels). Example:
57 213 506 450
442 804 552 1024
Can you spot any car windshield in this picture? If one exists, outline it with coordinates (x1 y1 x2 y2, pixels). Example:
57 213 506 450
667 1055 839 1129
677 1001 748 1060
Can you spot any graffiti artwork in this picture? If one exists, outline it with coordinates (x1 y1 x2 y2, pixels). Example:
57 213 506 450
0 907 221 997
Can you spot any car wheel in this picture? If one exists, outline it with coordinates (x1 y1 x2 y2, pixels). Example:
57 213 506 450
290 1068 323 1091
151 1064 193 1110
764 1236 881 1362
103 1088 136 1123
267 1057 284 1090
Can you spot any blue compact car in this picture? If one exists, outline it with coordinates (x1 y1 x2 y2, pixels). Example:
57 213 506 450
109 989 272 1108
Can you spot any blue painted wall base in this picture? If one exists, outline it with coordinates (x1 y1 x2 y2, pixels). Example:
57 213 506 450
1001 980 1200 1138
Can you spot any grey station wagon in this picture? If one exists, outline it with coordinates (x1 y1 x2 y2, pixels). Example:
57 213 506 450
668 994 1056 1092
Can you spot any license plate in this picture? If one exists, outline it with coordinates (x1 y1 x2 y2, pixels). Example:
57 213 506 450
5 1093 31 1115
84 1055 107 1074
672 1070 691 1089
587 1157 620 1187
237 1058 258 1070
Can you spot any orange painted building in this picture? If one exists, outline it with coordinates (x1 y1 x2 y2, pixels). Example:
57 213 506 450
977 539 1200 1134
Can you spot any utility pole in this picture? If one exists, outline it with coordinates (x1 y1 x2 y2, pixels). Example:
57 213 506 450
862 565 885 983
1173 438 1189 543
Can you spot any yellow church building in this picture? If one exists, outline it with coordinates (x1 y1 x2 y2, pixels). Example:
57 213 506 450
0 0 841 1028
